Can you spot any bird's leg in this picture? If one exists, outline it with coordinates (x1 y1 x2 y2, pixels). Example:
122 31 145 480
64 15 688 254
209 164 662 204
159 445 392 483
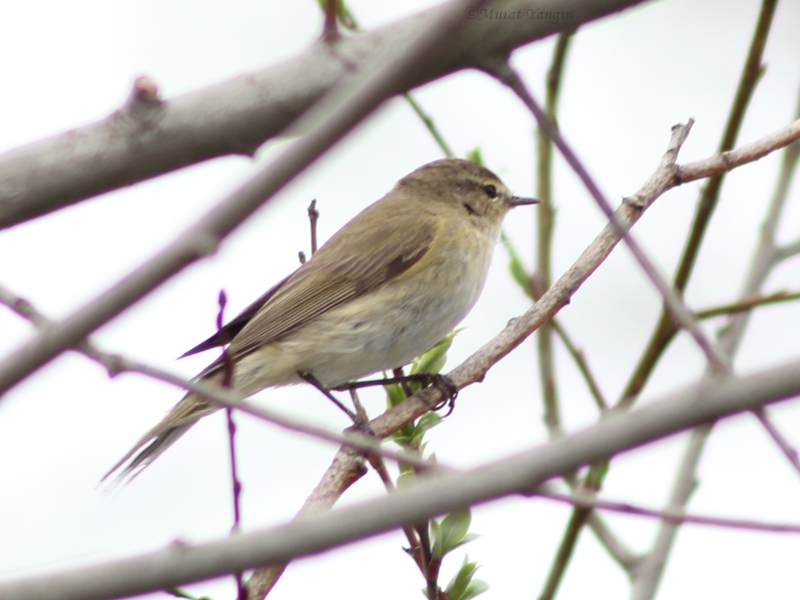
297 371 360 424
334 373 459 416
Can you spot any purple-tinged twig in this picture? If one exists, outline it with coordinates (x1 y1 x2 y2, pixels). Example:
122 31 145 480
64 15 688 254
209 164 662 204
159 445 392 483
537 489 800 534
0 284 437 472
307 199 319 256
216 290 244 599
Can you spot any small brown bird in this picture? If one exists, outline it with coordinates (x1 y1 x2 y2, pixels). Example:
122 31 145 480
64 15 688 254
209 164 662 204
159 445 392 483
104 158 537 483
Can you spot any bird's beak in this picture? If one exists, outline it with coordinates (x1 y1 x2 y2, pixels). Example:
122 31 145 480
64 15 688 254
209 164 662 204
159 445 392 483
507 196 540 207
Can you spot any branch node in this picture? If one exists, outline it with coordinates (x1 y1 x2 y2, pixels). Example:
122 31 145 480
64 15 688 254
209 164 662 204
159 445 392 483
623 194 647 209
130 76 162 104
121 76 164 123
103 352 126 378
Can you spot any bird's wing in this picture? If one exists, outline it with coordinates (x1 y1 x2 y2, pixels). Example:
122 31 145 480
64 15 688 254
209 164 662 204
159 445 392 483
223 214 437 364
178 272 295 358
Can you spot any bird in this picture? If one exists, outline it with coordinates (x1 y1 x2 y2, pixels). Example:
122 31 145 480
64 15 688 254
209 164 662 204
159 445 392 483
103 158 537 483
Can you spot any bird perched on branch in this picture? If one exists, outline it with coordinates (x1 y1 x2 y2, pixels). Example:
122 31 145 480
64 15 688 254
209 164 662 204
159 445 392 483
104 158 537 483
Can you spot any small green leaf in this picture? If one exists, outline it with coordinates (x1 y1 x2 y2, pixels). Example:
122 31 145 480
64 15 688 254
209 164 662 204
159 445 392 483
444 532 481 554
466 148 485 167
429 519 443 560
412 331 458 376
445 556 483 600
391 424 414 447
315 0 360 31
166 589 213 600
409 413 442 447
384 380 407 408
396 468 417 489
462 580 489 600
440 508 472 555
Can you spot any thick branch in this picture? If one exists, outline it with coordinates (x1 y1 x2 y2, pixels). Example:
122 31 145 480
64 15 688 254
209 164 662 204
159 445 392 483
0 0 477 400
0 284 434 471
4 355 800 600
0 0 647 229
248 118 800 595
630 79 800 600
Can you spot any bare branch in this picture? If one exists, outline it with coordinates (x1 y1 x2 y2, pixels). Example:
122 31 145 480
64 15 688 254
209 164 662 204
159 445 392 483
677 120 800 184
4 355 800 600
775 237 800 261
585 512 642 572
0 0 483 401
630 424 709 597
631 76 800 600
695 290 800 320
493 63 733 374
0 0 648 230
538 489 800 534
0 283 436 472
536 28 575 440
246 117 800 596
307 199 319 255
752 407 800 474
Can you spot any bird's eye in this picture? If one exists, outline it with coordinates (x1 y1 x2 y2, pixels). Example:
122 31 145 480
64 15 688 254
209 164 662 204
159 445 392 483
482 184 497 199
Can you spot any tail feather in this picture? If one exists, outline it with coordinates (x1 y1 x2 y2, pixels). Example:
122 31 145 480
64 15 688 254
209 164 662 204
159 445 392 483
102 393 218 486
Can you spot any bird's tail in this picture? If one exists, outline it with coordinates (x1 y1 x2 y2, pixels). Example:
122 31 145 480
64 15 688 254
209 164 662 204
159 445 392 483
101 391 219 486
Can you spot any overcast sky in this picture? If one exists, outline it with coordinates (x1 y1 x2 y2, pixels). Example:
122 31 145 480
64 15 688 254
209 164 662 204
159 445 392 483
1 1 800 599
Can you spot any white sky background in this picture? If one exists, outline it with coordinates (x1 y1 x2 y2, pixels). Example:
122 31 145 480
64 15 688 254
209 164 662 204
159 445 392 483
1 0 800 598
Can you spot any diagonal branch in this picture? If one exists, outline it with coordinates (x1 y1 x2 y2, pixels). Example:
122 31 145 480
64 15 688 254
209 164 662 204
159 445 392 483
0 283 436 471
0 0 648 230
246 117 800 596
695 290 800 320
631 81 800 600
537 489 800 533
5 352 800 600
0 0 481 401
492 63 731 374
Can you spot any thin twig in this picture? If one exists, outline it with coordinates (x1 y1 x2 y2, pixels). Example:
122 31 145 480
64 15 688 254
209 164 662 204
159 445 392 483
216 291 244 599
322 0 339 41
0 284 440 472
245 116 800 597
695 290 800 320
0 0 485 401
530 44 620 587
538 507 589 600
536 29 575 441
493 62 731 375
369 451 429 581
775 237 800 261
307 199 319 255
3 0 647 230
630 424 709 598
585 512 642 572
537 489 800 534
348 388 431 584
752 407 800 474
7 355 800 600
404 94 455 158
551 320 609 410
630 12 793 593
527 274 609 412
